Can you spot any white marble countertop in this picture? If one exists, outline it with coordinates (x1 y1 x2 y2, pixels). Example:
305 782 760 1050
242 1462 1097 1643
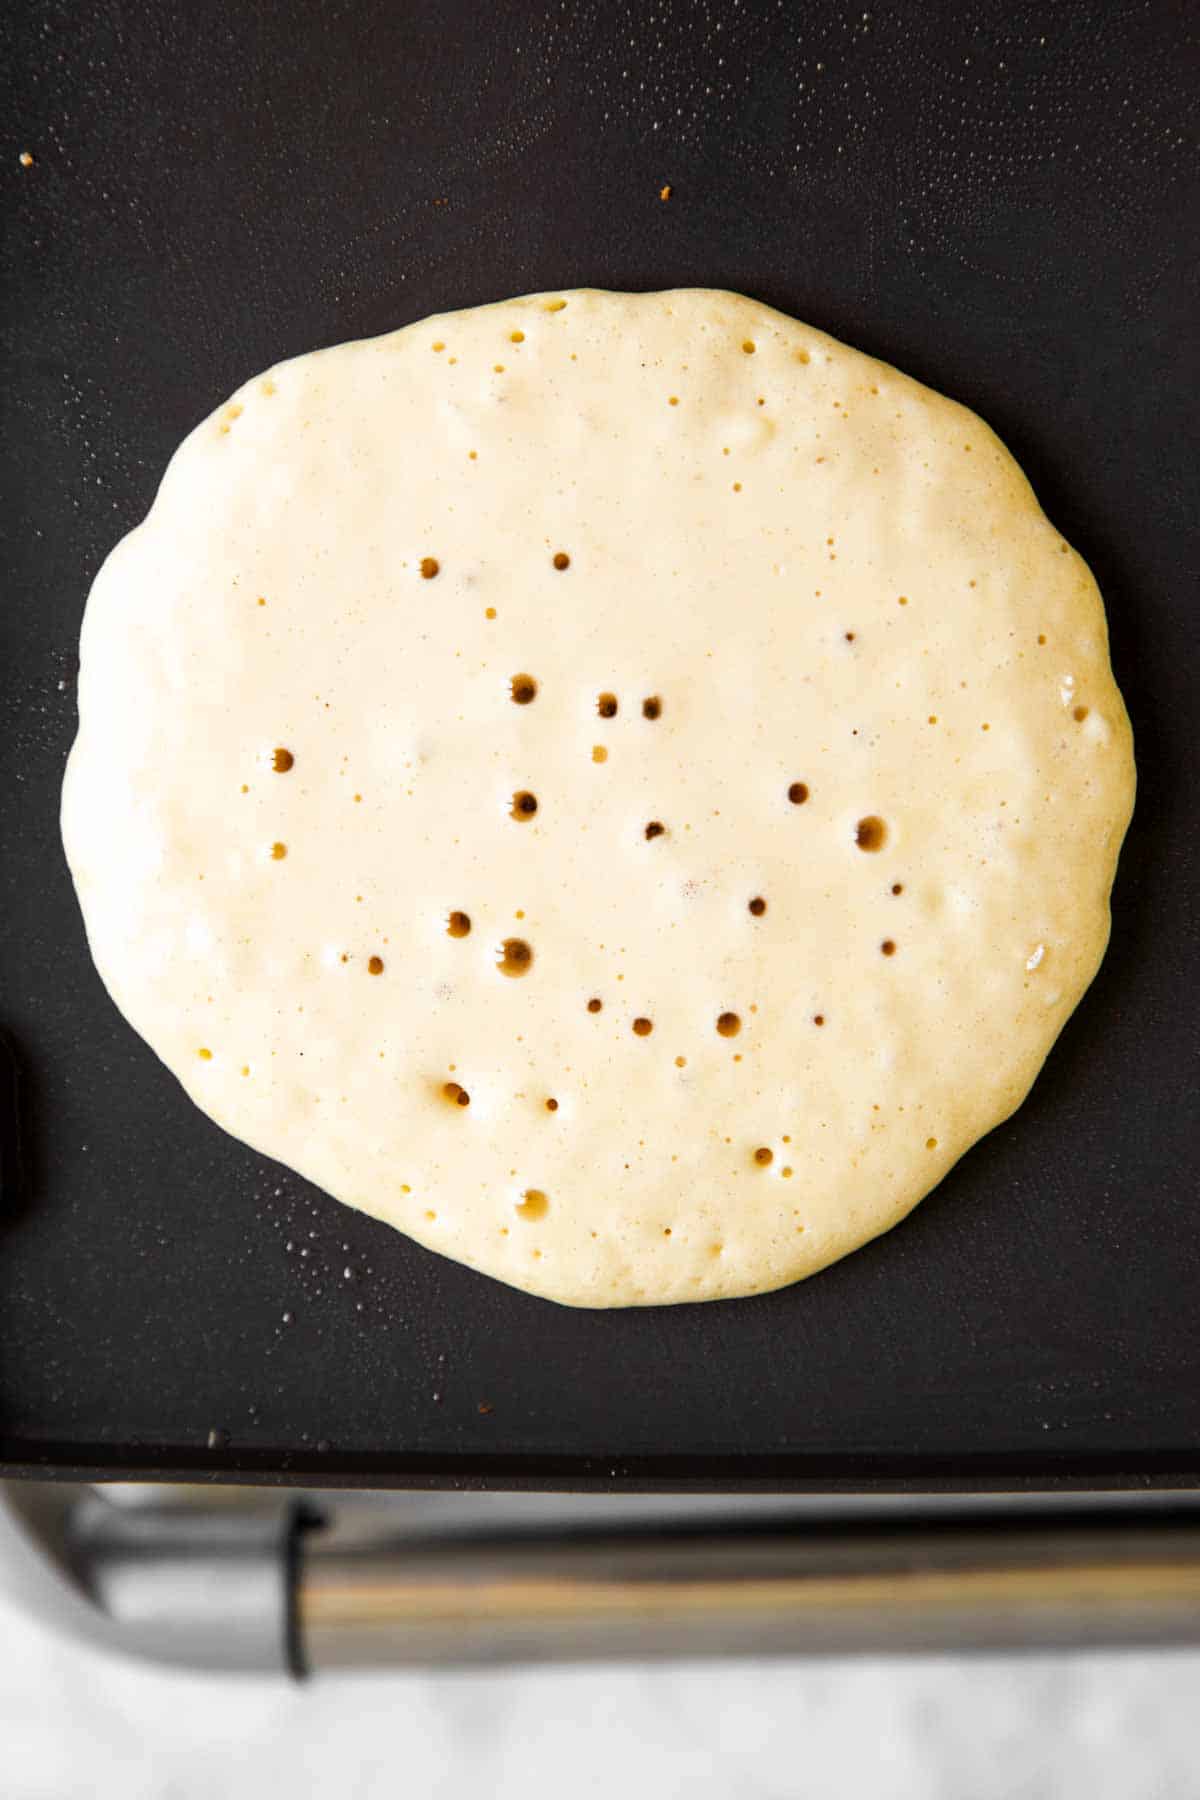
3 1584 1200 1799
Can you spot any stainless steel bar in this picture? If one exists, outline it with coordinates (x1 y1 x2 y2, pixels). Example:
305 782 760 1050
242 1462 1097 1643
0 1481 295 1674
8 1483 1200 1675
300 1505 1200 1668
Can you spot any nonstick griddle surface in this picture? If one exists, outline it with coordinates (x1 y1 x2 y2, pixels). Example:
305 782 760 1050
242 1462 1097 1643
2 0 1197 1490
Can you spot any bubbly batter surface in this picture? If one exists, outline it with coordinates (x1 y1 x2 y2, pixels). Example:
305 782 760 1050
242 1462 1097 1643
62 289 1135 1306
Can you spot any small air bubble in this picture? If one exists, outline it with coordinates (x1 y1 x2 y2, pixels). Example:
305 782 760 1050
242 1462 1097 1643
498 937 533 977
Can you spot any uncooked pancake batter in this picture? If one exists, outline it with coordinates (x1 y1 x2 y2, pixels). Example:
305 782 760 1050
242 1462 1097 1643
61 289 1135 1306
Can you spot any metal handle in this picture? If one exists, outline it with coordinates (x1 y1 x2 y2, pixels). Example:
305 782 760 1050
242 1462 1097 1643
299 1501 1200 1669
7 1483 1200 1674
0 1481 296 1674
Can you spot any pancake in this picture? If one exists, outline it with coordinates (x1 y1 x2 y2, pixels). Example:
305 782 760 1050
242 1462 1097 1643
61 288 1135 1306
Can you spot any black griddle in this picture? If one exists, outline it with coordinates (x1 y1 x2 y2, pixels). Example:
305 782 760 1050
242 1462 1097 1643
2 0 1198 1492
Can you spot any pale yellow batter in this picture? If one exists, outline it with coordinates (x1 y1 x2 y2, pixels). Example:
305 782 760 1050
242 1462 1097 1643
61 289 1135 1306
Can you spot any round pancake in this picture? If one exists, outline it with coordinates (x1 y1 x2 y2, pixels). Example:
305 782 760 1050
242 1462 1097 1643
61 288 1135 1307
